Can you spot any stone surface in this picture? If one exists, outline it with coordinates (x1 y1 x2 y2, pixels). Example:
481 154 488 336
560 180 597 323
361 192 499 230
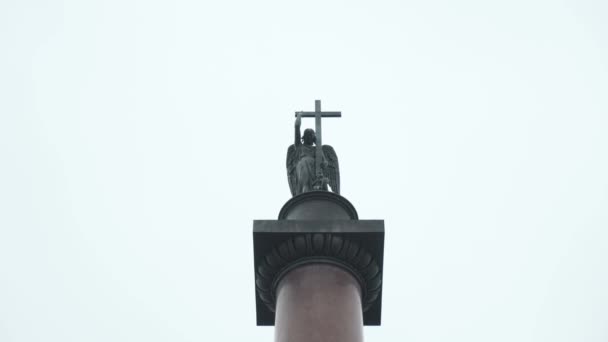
274 264 364 342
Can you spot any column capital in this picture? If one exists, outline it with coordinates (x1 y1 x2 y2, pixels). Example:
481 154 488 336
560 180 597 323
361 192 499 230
253 220 384 325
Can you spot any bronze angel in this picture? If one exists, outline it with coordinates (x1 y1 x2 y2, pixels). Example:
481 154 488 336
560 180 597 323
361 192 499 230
286 113 340 196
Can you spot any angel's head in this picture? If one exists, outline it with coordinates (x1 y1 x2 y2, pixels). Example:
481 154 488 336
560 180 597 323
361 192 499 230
302 128 316 145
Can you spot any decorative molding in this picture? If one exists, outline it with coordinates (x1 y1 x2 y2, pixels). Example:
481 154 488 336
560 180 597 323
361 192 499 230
256 233 381 313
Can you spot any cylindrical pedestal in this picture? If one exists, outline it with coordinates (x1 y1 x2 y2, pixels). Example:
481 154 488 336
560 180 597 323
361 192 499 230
274 264 364 342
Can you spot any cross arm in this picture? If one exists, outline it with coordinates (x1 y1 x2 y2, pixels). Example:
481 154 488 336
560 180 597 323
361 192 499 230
294 112 342 117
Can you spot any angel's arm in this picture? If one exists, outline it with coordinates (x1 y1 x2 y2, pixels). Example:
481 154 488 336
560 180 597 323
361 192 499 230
295 113 302 146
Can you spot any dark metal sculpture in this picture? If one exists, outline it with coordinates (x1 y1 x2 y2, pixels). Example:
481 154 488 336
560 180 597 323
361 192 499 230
286 100 340 196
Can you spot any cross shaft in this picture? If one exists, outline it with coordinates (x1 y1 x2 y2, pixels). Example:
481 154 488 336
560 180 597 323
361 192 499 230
295 100 341 147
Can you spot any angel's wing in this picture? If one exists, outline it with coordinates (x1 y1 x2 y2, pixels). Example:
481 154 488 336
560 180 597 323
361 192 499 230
322 145 340 195
286 145 297 196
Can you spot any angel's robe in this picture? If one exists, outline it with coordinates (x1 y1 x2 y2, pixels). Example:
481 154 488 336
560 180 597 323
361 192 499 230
294 144 326 194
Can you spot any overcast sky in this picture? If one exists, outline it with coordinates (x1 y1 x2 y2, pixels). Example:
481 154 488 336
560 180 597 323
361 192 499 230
1 0 607 341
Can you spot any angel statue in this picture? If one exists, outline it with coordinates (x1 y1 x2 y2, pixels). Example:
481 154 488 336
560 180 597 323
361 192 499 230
286 112 340 196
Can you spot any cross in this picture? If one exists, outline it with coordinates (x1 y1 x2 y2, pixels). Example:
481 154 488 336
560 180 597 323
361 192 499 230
295 100 341 183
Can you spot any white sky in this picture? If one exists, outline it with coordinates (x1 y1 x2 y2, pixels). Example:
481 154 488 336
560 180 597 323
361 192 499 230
1 0 607 341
